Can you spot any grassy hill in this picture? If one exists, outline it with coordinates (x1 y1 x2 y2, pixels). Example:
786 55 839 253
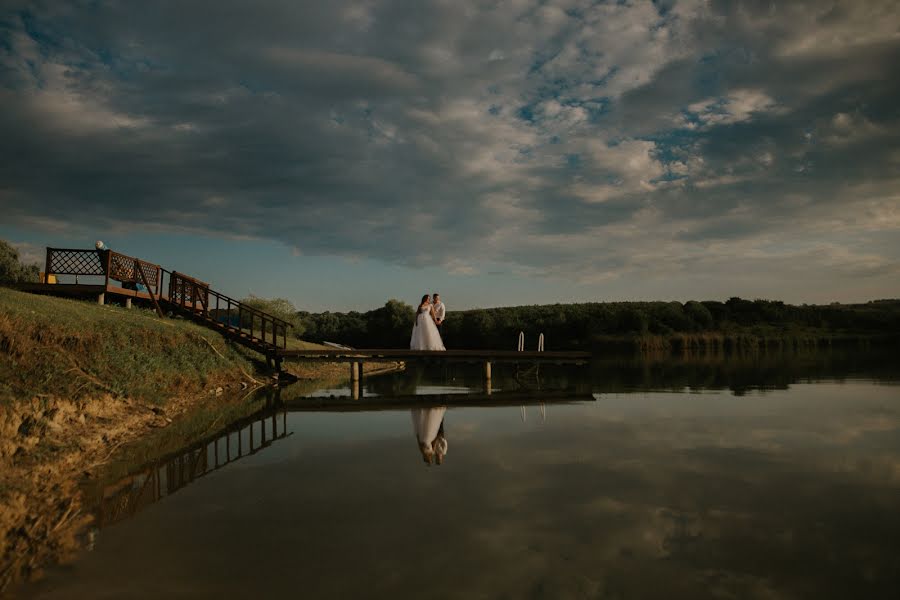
0 287 263 408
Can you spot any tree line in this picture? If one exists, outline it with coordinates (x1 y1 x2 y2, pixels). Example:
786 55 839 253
255 295 900 350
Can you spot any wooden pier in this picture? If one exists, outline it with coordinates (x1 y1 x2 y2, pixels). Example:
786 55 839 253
276 348 592 395
275 349 593 363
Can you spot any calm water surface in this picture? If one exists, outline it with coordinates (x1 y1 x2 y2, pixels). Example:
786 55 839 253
24 352 900 599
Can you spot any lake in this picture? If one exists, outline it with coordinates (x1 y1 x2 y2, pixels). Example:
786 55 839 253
21 350 900 599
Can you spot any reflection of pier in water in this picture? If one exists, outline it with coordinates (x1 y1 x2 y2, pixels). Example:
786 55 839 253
96 409 290 529
95 389 593 528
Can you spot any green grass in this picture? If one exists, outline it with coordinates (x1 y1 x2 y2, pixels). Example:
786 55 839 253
285 337 330 350
0 287 259 405
229 327 327 351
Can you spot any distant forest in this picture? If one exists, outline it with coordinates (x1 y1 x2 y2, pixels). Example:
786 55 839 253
290 297 900 352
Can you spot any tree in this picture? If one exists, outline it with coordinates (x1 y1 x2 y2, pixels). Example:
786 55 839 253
241 295 305 338
366 299 415 347
0 239 40 284
684 301 714 329
656 301 693 332
621 308 649 334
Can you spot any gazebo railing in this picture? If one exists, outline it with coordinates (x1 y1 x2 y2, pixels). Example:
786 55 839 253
44 248 163 297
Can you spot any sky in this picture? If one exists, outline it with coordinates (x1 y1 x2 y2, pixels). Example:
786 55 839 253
1 0 899 312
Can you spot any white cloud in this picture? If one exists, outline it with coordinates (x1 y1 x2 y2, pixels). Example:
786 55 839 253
681 89 780 129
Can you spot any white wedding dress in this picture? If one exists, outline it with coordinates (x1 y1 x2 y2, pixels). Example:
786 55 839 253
409 305 446 350
411 407 447 447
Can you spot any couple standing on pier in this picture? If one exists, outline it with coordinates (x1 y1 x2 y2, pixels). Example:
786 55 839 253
410 293 446 351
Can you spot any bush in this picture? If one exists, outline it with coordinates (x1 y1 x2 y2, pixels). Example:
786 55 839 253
685 301 714 329
297 300 413 347
0 239 40 284
241 295 306 338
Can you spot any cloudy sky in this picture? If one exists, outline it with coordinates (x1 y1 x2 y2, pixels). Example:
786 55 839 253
1 0 899 310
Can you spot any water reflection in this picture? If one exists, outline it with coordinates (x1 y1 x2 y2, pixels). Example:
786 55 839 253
21 350 900 600
95 388 587 526
411 407 447 466
95 408 290 530
359 348 900 399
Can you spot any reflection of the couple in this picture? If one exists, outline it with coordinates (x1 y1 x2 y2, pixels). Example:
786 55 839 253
411 407 447 466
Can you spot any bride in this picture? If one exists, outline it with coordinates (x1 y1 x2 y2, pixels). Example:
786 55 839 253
410 294 446 351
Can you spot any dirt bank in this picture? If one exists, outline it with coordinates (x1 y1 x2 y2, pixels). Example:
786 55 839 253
0 386 259 593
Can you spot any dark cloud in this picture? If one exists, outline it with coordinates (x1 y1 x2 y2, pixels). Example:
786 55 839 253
0 0 898 292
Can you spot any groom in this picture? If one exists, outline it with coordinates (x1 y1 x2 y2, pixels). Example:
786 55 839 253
432 293 445 336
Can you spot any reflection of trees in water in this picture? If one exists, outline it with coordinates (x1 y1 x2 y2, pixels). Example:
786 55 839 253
589 348 900 395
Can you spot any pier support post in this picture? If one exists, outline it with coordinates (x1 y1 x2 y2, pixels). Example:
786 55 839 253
125 297 132 309
97 293 105 306
350 361 362 399
484 361 493 394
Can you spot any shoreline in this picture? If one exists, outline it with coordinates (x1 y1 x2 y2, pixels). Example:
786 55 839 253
1 361 405 594
1 382 261 593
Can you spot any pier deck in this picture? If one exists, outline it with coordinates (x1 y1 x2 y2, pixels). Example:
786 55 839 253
275 348 592 364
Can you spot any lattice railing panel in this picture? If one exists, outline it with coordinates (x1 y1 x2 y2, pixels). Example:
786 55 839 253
169 274 209 307
109 253 136 282
135 261 159 289
108 254 160 289
47 249 105 276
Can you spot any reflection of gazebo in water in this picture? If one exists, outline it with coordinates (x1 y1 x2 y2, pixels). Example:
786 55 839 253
95 409 290 528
